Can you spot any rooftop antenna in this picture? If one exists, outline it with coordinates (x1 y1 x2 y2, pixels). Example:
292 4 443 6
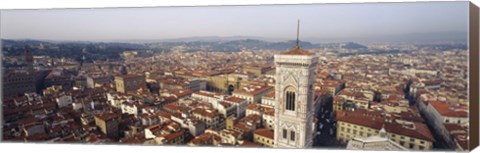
296 19 300 49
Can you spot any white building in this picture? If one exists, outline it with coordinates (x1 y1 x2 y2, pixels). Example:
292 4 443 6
192 91 247 118
422 101 468 148
347 128 408 151
273 42 318 148
55 94 73 108
232 84 273 104
261 92 275 107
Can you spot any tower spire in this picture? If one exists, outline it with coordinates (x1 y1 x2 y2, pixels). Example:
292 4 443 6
296 20 300 49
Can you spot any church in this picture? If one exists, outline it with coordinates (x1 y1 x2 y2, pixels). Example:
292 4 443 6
273 21 319 148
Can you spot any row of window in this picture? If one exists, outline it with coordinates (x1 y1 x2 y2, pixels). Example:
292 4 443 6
256 136 273 145
445 119 463 124
390 134 425 144
340 127 377 137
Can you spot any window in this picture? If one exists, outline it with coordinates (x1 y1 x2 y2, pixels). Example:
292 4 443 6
445 119 449 123
409 143 414 149
283 129 287 139
359 131 363 136
290 131 295 141
285 87 296 111
400 141 405 146
419 146 424 150
410 138 414 142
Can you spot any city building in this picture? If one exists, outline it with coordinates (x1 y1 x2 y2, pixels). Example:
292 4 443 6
254 128 274 147
86 74 111 88
232 84 273 104
273 28 318 148
2 46 37 97
94 113 120 139
346 128 408 151
336 109 435 150
114 74 146 94
243 65 272 76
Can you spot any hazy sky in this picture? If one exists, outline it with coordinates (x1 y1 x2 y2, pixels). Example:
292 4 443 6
0 2 469 42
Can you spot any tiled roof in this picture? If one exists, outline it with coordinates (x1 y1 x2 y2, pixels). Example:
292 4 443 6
95 113 119 121
384 121 435 142
429 101 468 117
336 110 384 130
254 128 274 139
279 47 314 55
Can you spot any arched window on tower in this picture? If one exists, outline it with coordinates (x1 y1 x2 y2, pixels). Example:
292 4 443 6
285 86 296 111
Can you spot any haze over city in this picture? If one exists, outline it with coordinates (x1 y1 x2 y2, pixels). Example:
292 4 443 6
1 2 468 43
1 1 473 151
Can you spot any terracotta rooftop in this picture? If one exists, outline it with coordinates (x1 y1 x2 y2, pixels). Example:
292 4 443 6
429 101 468 117
262 91 275 98
95 113 119 121
254 128 274 139
336 110 385 130
224 96 246 103
279 47 314 55
233 85 272 96
385 121 435 142
240 140 262 147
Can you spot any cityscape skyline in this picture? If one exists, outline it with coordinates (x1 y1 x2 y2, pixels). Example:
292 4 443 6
1 2 469 43
1 1 474 151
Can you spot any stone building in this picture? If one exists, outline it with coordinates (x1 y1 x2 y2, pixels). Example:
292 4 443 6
273 26 318 148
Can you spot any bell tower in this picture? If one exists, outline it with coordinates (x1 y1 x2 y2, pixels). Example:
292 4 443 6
273 20 318 148
24 45 34 74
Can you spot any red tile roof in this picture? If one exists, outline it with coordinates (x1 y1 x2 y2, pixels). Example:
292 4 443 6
429 101 468 117
95 113 119 121
336 110 384 130
384 121 435 142
234 85 272 96
279 47 314 55
254 128 274 139
225 96 246 103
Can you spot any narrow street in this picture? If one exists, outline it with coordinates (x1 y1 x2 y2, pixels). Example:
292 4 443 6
312 95 344 148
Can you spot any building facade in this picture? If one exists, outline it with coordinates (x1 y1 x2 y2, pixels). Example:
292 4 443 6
273 45 318 148
115 74 146 94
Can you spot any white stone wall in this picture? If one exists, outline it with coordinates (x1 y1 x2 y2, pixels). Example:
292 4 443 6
56 95 73 108
273 54 318 148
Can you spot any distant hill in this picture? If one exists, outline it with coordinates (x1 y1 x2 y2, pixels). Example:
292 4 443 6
146 39 321 52
340 42 368 49
1 38 323 60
